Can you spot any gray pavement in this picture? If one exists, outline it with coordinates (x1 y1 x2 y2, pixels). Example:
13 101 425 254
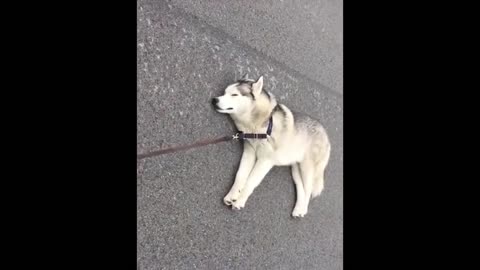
137 0 343 269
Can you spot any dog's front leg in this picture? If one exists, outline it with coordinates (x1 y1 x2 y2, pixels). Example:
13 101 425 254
231 159 273 210
224 144 255 206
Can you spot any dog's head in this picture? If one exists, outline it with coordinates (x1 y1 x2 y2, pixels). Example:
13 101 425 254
212 75 271 115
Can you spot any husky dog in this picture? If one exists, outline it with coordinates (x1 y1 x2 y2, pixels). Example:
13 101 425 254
212 75 331 217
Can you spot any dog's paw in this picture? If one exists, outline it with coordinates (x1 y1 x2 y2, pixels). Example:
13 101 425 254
223 196 234 206
231 199 246 210
223 190 241 206
292 206 307 218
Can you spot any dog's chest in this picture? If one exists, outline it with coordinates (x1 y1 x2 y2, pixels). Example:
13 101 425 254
246 139 272 153
246 137 304 165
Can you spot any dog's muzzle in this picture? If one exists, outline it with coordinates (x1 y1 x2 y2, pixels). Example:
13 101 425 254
212 98 233 111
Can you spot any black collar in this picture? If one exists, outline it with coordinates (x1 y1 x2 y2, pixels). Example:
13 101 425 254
234 116 273 140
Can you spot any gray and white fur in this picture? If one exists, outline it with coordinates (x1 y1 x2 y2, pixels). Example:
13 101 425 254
212 75 331 217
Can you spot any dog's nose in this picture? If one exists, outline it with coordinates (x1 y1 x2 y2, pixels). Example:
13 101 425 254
211 97 219 105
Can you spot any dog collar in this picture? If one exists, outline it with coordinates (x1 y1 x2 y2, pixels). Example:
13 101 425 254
233 116 273 140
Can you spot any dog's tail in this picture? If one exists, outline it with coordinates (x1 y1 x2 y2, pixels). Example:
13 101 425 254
311 140 331 198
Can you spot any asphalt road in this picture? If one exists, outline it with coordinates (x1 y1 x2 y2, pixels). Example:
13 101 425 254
137 0 343 269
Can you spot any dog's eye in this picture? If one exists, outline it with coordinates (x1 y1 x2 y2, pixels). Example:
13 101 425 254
231 94 238 97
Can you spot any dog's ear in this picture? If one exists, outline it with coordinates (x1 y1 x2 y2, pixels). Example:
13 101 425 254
252 76 264 95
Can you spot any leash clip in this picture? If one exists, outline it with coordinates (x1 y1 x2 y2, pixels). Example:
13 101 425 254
232 133 240 140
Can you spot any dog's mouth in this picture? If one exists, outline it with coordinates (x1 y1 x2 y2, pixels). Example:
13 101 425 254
214 104 233 111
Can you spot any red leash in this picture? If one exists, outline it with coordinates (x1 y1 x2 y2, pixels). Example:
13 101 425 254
137 135 234 160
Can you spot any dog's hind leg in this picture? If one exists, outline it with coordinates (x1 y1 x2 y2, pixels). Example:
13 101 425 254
312 142 330 198
291 163 306 217
294 158 315 217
